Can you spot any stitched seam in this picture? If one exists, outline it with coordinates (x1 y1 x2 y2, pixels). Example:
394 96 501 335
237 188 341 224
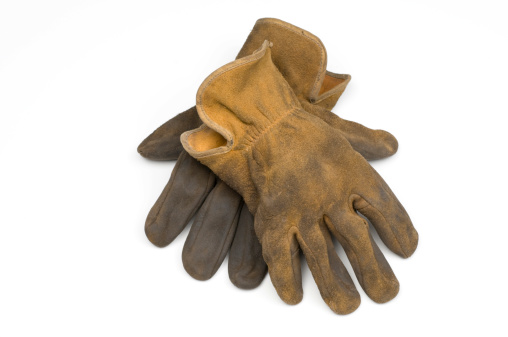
241 107 299 148
197 41 302 153
195 42 273 155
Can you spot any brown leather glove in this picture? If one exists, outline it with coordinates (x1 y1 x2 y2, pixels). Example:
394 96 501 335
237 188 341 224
140 19 398 289
182 41 418 314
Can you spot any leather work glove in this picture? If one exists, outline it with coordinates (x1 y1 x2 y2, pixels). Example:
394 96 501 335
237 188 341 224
181 41 418 314
140 19 399 289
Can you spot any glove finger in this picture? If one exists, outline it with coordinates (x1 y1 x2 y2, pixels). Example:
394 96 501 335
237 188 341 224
137 106 202 161
145 152 216 247
182 180 242 281
302 101 398 160
350 167 418 258
352 167 419 258
326 116 398 160
298 219 360 314
228 203 267 290
325 211 399 303
259 221 303 305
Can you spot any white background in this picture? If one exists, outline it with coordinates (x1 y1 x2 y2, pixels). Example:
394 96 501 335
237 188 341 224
1 1 507 336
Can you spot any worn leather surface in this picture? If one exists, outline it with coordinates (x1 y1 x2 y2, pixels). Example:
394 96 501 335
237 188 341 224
138 106 201 160
141 18 398 290
182 42 418 314
138 18 363 160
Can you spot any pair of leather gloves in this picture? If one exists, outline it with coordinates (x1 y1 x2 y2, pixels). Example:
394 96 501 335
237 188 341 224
139 18 418 315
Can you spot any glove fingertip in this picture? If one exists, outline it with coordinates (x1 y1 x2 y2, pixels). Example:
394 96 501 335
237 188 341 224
229 264 267 290
144 220 171 248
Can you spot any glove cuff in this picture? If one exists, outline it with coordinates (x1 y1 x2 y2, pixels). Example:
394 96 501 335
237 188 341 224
237 18 350 108
181 41 303 209
182 40 300 159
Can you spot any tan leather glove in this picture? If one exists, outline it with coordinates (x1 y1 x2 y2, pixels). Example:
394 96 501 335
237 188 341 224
141 18 398 290
182 41 418 314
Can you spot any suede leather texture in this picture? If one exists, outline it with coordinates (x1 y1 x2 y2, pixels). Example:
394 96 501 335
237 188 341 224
138 18 368 161
182 42 418 315
138 106 201 161
140 18 398 291
237 18 348 108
